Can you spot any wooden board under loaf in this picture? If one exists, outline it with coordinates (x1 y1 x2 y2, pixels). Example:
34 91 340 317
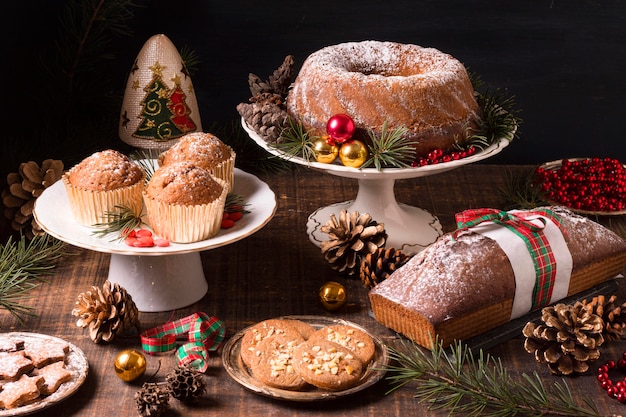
369 207 626 349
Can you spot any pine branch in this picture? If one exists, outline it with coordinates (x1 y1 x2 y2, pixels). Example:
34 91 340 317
498 168 549 210
91 205 145 241
0 234 68 324
272 117 317 162
385 339 603 417
362 120 417 170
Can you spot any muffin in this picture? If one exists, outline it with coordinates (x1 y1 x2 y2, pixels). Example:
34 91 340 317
143 162 228 243
158 132 236 191
63 149 145 225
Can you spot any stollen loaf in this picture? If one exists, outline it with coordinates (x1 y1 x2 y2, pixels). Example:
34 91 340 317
369 207 626 349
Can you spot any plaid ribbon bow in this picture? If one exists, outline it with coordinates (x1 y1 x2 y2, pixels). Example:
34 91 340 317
140 312 225 373
455 208 563 311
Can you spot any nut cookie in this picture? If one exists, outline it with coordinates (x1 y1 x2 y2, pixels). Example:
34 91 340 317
239 319 303 368
247 333 307 391
308 325 375 365
292 340 363 391
284 319 316 340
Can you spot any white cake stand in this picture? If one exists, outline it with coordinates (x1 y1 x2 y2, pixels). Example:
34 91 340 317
34 168 276 312
243 119 510 255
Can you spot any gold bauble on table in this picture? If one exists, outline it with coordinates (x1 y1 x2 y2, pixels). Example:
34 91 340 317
339 140 368 168
114 349 147 382
319 281 347 311
312 136 339 164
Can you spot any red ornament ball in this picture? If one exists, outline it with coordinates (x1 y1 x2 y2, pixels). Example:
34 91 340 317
326 114 356 144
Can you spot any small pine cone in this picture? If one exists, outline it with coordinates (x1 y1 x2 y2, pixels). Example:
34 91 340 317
72 280 140 343
236 101 288 143
522 302 604 375
360 247 411 289
582 294 626 341
248 55 294 97
135 382 169 417
166 363 206 403
320 209 387 277
2 159 64 239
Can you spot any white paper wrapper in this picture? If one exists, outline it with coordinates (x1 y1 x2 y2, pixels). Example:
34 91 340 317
143 178 228 243
210 147 236 192
62 175 145 226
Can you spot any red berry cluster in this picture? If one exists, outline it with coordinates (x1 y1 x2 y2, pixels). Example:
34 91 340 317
412 146 477 167
125 229 170 248
535 158 626 212
221 204 245 229
598 354 626 402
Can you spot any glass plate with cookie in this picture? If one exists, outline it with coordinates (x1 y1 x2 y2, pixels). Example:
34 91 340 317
0 332 88 416
221 315 389 401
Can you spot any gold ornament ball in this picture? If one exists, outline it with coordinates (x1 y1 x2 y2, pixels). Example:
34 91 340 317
313 137 339 164
339 140 368 168
114 349 147 382
319 281 347 311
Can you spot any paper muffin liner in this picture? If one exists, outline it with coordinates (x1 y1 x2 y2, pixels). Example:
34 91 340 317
62 174 145 226
143 177 229 243
208 147 236 192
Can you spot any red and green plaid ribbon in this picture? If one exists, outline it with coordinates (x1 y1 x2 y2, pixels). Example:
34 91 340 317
140 312 225 372
455 208 563 310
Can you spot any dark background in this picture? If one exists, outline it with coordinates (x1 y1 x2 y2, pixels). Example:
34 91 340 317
3 0 625 167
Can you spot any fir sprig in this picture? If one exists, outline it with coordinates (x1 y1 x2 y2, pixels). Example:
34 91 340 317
467 88 521 150
130 149 160 182
385 339 602 417
0 234 68 324
361 121 417 170
499 167 549 210
272 117 317 162
91 205 145 241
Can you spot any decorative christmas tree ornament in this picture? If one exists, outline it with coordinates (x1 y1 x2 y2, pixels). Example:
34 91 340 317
319 281 346 311
114 349 147 382
326 114 356 144
312 136 339 164
119 34 202 151
1 159 64 239
339 140 368 168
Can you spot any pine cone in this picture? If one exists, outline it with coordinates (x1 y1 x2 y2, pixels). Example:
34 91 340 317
2 159 64 239
247 55 294 97
360 247 411 288
135 382 169 417
166 363 206 403
320 209 387 277
522 302 604 375
72 280 140 343
237 100 288 143
582 294 626 341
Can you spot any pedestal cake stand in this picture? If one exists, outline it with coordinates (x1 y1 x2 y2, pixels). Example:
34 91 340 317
34 168 276 312
243 119 509 255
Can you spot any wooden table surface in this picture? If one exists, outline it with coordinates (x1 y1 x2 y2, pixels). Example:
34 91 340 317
2 164 626 416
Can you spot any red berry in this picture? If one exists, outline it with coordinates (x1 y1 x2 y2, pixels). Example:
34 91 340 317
134 235 154 247
221 218 235 229
154 238 170 247
125 236 138 247
135 229 153 237
229 211 243 222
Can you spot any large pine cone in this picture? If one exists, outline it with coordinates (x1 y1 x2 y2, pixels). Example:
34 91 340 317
72 280 140 343
237 97 288 143
135 382 169 417
320 209 387 277
1 159 64 238
522 301 604 375
582 294 626 341
360 247 411 289
247 55 294 98
166 364 206 403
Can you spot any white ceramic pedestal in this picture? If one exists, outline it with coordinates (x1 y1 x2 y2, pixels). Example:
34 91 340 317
243 118 510 255
307 178 442 255
33 168 277 313
108 252 207 312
